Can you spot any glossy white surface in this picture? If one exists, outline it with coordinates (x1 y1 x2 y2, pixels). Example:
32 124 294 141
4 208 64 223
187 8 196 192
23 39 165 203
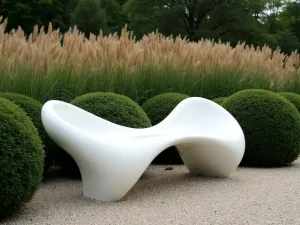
41 97 245 202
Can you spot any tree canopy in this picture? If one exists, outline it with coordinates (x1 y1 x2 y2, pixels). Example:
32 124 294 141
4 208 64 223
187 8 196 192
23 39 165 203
0 0 299 54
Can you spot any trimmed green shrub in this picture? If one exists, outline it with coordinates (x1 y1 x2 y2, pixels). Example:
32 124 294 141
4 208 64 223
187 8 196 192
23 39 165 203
142 93 189 126
142 92 189 164
0 93 55 172
0 97 44 219
212 97 227 105
55 92 152 178
277 92 300 113
221 89 300 167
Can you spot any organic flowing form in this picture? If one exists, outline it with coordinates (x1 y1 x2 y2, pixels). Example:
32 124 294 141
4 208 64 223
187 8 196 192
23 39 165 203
41 97 245 202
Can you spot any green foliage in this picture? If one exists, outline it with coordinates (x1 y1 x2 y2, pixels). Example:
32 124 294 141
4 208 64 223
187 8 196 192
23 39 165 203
45 0 76 32
72 92 151 127
263 0 285 34
124 0 264 41
221 89 300 167
0 62 293 106
0 97 44 219
212 97 227 105
142 92 189 126
123 0 184 39
277 92 300 113
257 0 300 54
0 0 50 34
55 92 151 178
0 0 74 34
1 0 300 53
142 92 189 164
101 0 128 33
279 0 300 40
0 92 55 172
276 29 300 54
291 20 300 41
244 0 268 20
71 0 108 37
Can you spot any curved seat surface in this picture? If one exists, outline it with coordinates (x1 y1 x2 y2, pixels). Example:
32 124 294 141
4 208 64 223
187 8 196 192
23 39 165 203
41 97 245 202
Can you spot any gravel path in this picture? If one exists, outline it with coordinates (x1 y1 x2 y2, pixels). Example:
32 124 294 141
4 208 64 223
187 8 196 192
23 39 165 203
3 159 300 225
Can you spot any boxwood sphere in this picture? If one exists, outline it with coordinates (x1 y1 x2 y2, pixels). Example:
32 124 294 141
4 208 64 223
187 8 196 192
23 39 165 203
277 92 300 113
212 97 227 105
221 89 300 167
0 97 44 219
0 92 55 172
142 92 189 164
55 92 152 178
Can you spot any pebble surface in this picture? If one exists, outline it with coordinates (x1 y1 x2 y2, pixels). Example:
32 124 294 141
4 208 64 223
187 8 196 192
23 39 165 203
3 159 300 225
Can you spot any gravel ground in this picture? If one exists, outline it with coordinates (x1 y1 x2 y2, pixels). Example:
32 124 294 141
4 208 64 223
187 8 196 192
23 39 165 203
2 159 300 225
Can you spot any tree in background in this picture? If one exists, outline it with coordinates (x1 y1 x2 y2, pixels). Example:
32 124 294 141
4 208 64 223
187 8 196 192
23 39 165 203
0 0 74 34
0 0 299 54
0 0 53 34
276 29 300 54
279 0 300 40
259 0 300 54
46 0 77 33
101 0 128 34
71 0 108 37
264 0 284 34
276 0 300 54
123 0 265 43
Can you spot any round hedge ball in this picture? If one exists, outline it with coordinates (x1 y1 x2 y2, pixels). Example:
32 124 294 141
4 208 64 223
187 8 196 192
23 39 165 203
221 89 300 167
277 92 300 113
0 92 55 173
142 92 189 164
212 97 227 105
0 97 44 219
54 92 152 178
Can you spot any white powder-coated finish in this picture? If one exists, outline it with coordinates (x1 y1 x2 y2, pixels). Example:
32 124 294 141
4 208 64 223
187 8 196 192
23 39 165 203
41 97 245 202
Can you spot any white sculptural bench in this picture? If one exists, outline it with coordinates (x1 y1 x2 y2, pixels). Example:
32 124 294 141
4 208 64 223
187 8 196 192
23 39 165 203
41 97 245 202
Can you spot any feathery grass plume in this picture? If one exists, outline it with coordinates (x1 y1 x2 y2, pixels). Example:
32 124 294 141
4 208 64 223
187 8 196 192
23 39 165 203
0 17 299 103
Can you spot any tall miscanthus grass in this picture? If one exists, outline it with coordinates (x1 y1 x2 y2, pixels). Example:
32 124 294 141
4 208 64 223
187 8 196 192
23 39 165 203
0 16 299 104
